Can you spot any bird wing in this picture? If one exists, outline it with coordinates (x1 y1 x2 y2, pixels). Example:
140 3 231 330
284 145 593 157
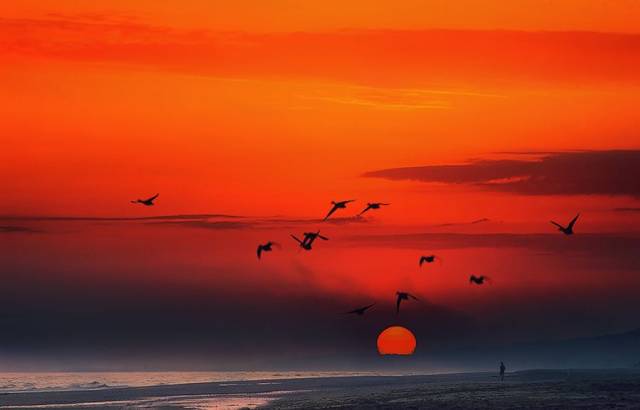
419 256 426 266
359 205 372 215
257 245 262 259
409 293 420 301
469 275 476 283
568 213 580 229
291 235 303 244
380 203 390 206
396 295 402 314
317 234 329 240
324 205 338 220
550 221 564 229
146 193 159 202
344 199 356 204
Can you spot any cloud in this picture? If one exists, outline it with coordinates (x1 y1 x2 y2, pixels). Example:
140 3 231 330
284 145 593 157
613 207 640 212
364 150 640 197
346 231 640 273
0 213 369 234
346 231 640 262
432 218 491 228
149 220 254 230
0 214 248 233
346 231 640 251
0 225 40 234
261 215 371 226
0 214 242 222
2 15 640 87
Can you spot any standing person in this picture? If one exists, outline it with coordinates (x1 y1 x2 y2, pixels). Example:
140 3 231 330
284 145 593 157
500 361 506 381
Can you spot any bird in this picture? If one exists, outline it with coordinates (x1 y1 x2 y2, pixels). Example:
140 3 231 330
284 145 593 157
324 200 355 220
131 193 159 206
419 255 441 267
359 202 390 216
469 275 491 285
291 234 312 250
396 291 419 314
302 231 329 245
550 213 580 235
345 303 376 316
291 230 328 251
257 241 279 259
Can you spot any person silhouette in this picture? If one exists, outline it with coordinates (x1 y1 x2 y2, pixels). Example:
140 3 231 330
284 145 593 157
500 361 506 381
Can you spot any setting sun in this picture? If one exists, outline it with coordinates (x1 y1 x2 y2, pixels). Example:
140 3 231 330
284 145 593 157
377 326 417 355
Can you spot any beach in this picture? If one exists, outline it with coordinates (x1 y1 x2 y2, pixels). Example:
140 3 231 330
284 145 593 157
1 369 640 409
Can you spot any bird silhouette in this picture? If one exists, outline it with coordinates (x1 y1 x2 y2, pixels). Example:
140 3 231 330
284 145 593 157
550 213 580 235
291 230 328 251
257 241 279 259
359 202 390 216
345 303 376 316
302 231 329 245
131 193 159 206
396 291 419 314
291 234 312 250
469 275 491 285
419 255 441 267
324 200 355 220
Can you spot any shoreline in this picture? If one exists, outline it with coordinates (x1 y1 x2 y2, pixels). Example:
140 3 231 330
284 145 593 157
1 369 640 409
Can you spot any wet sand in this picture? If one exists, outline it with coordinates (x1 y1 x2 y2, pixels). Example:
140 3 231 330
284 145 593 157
262 369 640 409
2 369 640 409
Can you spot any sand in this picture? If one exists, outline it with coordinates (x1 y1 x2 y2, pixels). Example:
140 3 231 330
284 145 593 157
2 369 640 409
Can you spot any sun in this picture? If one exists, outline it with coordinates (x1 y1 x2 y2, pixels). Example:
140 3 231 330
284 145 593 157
377 326 416 355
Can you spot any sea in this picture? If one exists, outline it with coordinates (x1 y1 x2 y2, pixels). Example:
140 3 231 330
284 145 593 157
0 370 409 393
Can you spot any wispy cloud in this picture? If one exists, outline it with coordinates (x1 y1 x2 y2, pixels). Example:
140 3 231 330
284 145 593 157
303 96 452 110
432 218 491 228
0 213 369 233
3 15 640 87
345 231 640 268
612 207 640 213
0 214 242 222
364 150 640 197
0 225 40 234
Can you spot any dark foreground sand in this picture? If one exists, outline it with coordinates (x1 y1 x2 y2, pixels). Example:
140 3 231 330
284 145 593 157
2 369 640 409
262 369 640 409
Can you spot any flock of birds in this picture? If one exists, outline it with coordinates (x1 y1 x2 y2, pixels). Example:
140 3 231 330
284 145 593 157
131 192 580 318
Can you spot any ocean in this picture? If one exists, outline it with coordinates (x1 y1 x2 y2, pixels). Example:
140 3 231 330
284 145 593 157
0 370 410 393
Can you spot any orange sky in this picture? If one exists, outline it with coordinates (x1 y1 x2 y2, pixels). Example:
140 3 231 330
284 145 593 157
4 0 640 32
2 1 640 222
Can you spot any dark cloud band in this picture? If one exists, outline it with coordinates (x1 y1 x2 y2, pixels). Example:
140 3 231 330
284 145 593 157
364 150 640 197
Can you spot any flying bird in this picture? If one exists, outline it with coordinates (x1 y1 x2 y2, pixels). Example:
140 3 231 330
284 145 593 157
131 193 159 206
291 230 328 251
419 255 441 267
550 213 580 235
396 291 419 314
257 241 279 259
291 234 312 250
302 231 329 245
324 200 355 220
345 303 376 316
359 202 390 216
469 275 491 285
